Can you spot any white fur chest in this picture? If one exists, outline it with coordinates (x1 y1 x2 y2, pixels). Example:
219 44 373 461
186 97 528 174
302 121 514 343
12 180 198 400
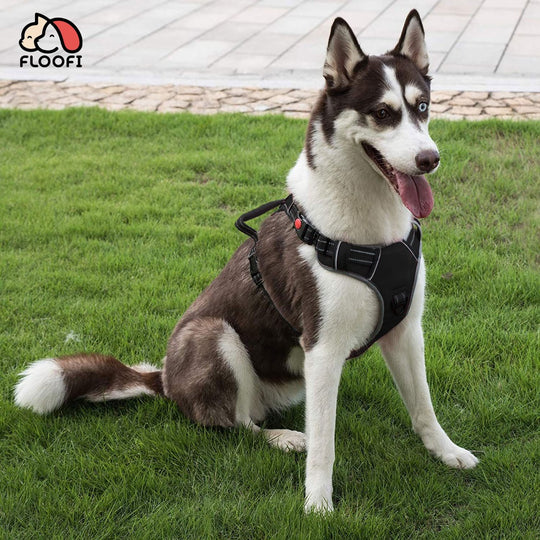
287 148 413 247
299 243 380 356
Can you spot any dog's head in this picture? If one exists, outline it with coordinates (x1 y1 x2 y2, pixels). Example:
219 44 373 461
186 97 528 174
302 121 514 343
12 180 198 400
308 10 438 218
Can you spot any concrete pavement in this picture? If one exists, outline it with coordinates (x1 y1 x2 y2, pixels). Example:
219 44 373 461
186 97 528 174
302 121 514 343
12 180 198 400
1 0 539 90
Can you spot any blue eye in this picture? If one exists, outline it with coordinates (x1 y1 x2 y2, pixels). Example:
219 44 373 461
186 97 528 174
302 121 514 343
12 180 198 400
418 102 428 113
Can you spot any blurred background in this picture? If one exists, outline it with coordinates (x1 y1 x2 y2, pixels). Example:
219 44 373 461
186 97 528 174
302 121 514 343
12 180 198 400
1 0 539 90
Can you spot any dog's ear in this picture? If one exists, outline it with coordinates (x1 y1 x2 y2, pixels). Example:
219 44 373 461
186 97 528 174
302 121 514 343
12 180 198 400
391 10 429 74
323 18 366 91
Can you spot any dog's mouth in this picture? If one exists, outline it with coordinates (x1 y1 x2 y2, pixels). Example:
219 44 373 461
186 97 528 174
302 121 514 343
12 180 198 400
361 142 434 219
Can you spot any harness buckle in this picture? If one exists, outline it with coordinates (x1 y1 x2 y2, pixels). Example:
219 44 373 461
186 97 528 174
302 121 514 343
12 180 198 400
315 236 330 255
391 291 408 316
294 217 319 245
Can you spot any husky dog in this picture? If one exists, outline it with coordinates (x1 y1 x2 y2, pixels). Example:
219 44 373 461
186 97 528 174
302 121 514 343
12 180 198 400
15 10 478 513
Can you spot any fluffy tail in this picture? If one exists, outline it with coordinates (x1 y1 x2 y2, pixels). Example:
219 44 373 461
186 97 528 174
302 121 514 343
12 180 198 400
14 354 163 414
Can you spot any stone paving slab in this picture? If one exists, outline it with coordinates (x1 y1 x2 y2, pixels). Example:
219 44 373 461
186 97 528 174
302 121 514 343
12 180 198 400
0 80 539 120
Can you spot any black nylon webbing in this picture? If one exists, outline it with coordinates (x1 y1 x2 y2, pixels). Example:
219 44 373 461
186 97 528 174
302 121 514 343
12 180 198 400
235 198 286 242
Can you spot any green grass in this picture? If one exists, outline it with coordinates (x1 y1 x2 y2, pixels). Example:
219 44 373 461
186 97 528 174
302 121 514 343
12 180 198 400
0 108 538 539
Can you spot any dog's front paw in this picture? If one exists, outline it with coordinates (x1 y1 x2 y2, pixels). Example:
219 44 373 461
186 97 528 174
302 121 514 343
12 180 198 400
440 444 479 469
304 493 334 514
420 428 479 469
265 429 306 452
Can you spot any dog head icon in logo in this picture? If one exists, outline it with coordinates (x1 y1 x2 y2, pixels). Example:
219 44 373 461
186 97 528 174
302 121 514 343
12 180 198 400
20 13 82 54
19 14 48 51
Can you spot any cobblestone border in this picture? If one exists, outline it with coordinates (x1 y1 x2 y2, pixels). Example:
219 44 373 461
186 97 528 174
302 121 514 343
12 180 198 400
1 80 539 120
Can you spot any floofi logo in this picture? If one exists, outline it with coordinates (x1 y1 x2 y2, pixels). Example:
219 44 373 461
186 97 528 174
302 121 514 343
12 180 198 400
19 13 83 68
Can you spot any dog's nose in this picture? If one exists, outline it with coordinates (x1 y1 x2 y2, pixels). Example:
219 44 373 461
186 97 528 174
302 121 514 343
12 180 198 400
415 150 440 173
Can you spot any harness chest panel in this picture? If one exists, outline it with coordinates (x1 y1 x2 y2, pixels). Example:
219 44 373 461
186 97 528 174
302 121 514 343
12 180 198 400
312 222 421 357
235 195 422 358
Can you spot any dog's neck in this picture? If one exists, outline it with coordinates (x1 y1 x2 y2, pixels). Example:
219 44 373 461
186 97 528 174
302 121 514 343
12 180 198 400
287 120 412 246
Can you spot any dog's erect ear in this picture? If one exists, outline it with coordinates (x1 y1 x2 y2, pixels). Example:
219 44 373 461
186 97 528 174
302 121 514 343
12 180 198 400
391 10 429 74
323 18 366 91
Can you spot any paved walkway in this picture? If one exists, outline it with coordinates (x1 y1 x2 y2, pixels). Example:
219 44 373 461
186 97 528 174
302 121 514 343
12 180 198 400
1 0 539 118
1 80 539 120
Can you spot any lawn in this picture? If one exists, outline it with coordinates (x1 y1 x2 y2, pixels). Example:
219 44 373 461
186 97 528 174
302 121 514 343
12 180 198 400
0 108 538 539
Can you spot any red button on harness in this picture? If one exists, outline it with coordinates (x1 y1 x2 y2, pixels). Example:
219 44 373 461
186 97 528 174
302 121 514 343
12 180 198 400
294 218 302 230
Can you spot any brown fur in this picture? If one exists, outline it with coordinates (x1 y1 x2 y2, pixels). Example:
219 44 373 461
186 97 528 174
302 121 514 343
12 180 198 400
161 210 321 426
23 208 318 426
167 211 320 382
164 318 238 427
56 353 163 402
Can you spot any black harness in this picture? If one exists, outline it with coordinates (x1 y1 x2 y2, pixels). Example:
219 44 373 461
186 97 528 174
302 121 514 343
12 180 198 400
235 195 422 358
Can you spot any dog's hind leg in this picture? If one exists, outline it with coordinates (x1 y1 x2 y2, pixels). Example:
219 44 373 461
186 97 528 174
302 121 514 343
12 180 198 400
219 322 306 452
164 318 305 450
378 268 478 469
164 318 239 427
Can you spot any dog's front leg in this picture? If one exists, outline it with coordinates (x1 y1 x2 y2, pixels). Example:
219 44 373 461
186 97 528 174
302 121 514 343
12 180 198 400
304 345 346 513
379 319 479 469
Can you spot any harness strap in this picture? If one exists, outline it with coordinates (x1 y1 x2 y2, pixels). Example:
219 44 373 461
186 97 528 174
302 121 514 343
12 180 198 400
281 194 382 281
235 198 301 336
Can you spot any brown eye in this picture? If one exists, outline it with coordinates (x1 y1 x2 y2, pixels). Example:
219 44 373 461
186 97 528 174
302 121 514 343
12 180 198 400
375 108 389 120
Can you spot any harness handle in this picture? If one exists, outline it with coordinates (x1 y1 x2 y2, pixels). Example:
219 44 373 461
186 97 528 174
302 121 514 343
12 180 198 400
235 198 287 242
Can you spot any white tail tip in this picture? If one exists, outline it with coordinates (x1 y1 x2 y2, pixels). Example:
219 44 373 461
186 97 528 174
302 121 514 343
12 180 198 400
14 358 67 414
132 362 160 373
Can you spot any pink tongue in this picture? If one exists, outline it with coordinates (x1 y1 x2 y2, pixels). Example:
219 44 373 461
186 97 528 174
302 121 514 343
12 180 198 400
395 172 434 218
